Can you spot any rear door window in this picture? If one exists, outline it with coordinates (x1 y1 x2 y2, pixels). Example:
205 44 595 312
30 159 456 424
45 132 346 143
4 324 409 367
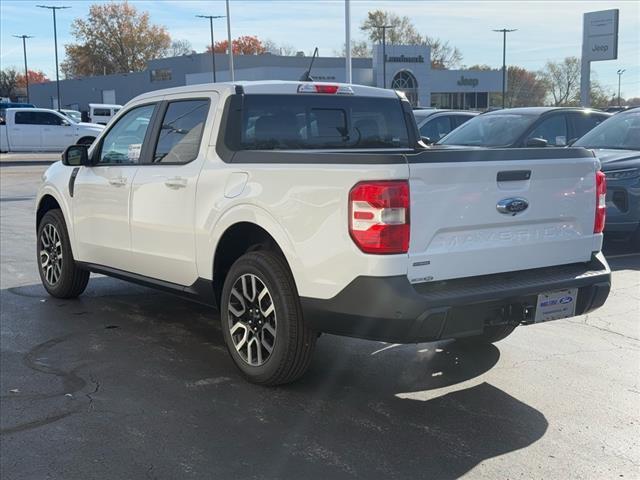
152 99 209 164
228 95 410 150
526 115 568 146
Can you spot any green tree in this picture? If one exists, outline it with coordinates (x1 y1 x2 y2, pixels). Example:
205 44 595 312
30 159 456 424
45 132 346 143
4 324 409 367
0 68 20 98
61 1 171 78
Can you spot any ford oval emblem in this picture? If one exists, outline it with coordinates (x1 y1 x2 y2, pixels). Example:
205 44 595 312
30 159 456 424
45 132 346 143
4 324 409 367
497 197 529 215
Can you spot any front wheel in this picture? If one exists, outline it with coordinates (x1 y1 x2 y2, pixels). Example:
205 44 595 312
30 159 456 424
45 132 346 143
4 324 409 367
37 209 89 298
221 251 316 386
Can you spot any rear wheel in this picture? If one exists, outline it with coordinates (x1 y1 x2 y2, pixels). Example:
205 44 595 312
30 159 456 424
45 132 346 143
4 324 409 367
220 251 316 385
456 323 518 346
37 209 89 298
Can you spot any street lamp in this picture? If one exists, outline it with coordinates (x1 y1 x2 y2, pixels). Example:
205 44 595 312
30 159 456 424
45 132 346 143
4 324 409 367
196 15 225 83
617 69 626 107
37 5 70 110
12 35 34 103
374 25 394 89
493 28 517 109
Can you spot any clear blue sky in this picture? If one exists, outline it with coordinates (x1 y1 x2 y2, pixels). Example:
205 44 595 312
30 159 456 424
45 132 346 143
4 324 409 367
1 0 638 98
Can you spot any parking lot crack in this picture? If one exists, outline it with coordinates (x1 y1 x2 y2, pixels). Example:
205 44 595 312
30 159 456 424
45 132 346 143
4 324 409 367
85 374 100 411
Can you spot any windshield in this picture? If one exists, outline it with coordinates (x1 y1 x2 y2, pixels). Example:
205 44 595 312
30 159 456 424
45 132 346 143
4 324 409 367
574 111 640 150
438 113 536 147
63 111 82 123
226 94 410 150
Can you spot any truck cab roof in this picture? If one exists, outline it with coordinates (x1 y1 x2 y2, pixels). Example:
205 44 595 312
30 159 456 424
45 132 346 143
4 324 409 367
130 81 399 104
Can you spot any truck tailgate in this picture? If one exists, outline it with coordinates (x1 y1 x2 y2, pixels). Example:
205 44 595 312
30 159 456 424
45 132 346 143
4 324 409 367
407 148 602 284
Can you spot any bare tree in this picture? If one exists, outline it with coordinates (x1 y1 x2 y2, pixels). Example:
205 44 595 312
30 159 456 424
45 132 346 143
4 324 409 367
168 39 193 57
361 10 422 44
541 57 581 106
424 36 462 69
361 10 462 69
335 40 372 58
263 39 298 56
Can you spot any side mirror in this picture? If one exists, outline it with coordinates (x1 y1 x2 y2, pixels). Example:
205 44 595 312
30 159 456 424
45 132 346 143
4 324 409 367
526 137 548 148
62 144 90 166
421 136 434 145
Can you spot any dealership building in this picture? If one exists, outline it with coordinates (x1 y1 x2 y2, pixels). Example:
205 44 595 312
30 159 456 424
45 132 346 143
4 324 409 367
30 45 503 111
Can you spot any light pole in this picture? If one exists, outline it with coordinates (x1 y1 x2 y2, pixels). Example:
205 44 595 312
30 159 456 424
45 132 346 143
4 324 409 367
617 69 626 107
196 15 225 83
37 5 70 110
493 28 517 109
225 0 234 81
374 25 394 88
13 34 34 102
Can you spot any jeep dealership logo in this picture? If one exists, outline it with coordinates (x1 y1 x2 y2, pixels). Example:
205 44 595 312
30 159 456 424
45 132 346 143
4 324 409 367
592 44 609 53
457 75 479 87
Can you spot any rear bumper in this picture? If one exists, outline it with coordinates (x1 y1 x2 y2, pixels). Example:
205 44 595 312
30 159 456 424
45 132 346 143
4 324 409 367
301 253 611 343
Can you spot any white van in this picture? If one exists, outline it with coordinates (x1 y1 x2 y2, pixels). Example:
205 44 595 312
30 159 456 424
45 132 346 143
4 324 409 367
88 103 122 125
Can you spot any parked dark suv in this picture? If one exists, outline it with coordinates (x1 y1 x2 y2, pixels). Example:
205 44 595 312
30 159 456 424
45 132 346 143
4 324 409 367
437 107 610 148
413 109 477 144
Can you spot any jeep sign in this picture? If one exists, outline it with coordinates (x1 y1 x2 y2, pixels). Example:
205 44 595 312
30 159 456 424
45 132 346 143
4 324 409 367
580 9 619 107
583 9 619 61
457 76 479 87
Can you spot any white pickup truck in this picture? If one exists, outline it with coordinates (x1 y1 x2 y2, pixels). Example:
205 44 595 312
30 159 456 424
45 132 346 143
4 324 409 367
0 108 103 152
35 81 611 385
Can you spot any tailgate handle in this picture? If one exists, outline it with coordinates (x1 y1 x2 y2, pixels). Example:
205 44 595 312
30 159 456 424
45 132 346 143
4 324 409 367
497 170 531 182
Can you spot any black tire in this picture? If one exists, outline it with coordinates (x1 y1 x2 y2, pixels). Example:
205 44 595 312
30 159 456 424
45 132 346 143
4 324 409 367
456 323 518 346
37 209 89 298
77 136 95 146
220 251 316 386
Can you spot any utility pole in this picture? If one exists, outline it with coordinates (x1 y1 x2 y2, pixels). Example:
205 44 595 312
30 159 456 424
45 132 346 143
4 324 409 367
37 5 70 110
225 0 234 81
375 25 394 88
493 28 517 109
617 69 626 107
196 15 225 83
13 34 34 102
345 0 352 83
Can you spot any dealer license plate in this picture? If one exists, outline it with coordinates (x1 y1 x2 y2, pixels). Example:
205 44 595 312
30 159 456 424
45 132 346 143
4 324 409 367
534 288 578 323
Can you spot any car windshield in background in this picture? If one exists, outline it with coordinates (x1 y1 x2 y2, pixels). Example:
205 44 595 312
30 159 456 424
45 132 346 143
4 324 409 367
438 113 536 147
63 111 82 122
574 111 640 150
229 95 410 150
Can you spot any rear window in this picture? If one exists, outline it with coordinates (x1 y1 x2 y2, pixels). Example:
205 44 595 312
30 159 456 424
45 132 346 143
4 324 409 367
93 108 111 116
225 94 410 150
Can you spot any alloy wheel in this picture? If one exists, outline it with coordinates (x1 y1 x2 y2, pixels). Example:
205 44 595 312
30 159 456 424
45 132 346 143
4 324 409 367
227 273 277 367
40 223 63 285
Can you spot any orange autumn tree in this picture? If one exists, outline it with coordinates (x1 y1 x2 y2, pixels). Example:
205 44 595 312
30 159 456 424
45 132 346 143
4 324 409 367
207 36 267 55
16 70 49 87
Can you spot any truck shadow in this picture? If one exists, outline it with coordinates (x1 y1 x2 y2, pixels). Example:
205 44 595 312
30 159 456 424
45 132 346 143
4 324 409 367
2 278 548 479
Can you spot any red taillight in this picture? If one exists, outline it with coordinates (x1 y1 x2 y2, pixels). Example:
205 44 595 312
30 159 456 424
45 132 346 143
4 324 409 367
349 180 410 254
297 83 354 95
594 170 607 233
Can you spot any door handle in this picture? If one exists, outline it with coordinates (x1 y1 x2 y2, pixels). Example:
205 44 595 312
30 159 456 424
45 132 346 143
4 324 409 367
164 177 187 189
109 176 127 187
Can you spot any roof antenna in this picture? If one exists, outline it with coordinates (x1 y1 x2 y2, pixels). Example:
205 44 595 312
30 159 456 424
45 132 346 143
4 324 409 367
300 47 319 81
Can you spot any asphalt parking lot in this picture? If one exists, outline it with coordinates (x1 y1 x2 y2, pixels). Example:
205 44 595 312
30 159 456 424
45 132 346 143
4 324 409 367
1 162 639 479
